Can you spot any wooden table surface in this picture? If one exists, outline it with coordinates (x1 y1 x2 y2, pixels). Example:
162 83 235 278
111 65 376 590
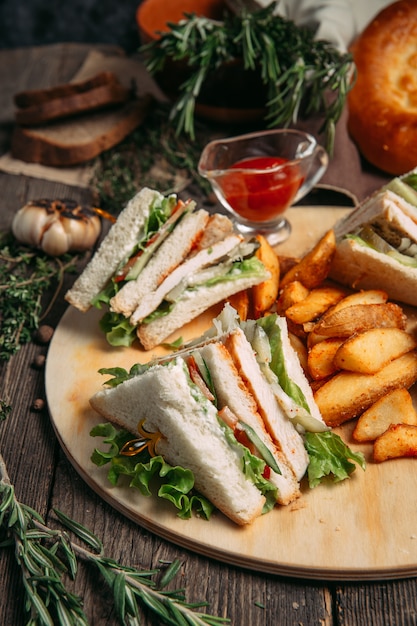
1 44 417 626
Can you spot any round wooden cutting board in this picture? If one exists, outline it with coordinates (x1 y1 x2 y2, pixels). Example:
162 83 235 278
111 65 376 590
45 206 417 581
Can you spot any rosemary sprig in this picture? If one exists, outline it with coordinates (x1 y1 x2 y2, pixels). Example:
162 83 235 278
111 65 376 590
140 2 354 153
0 232 79 361
0 451 230 626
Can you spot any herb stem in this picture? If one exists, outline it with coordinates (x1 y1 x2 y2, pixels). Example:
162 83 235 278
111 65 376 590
39 257 66 321
0 232 80 361
0 450 229 626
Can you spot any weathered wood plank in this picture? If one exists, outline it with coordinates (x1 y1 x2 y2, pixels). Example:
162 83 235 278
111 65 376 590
50 456 332 626
2 42 417 626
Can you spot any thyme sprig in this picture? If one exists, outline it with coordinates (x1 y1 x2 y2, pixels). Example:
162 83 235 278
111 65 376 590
141 2 354 153
0 232 79 361
0 451 229 626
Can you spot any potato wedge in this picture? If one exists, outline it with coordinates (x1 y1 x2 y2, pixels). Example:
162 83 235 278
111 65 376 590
276 281 309 315
312 302 407 339
374 423 417 463
306 292 392 348
334 328 417 374
279 229 336 289
253 234 280 318
286 319 308 341
289 332 309 375
278 255 299 277
314 350 417 427
353 388 417 442
307 327 337 349
285 286 347 325
326 289 388 314
227 289 250 322
307 337 344 380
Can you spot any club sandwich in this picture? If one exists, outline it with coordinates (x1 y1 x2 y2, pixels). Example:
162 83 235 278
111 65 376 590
330 169 417 306
65 187 269 349
90 305 363 525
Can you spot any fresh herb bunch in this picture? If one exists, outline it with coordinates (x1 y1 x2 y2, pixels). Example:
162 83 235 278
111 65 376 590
0 451 229 626
141 2 354 153
0 232 78 361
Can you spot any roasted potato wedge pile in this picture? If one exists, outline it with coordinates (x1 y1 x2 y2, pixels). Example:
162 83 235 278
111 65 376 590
240 229 417 465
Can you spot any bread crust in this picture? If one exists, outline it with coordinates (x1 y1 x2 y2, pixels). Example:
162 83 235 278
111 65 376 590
330 237 417 306
14 71 122 107
65 187 163 311
15 82 131 126
347 0 417 175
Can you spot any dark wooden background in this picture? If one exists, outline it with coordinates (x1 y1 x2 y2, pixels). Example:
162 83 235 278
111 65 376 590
0 42 416 626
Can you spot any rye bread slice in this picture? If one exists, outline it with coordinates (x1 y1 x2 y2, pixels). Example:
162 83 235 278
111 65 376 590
14 71 121 107
11 95 153 167
14 71 131 125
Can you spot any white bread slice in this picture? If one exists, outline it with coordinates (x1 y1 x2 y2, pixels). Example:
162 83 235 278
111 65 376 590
196 213 234 247
330 189 417 306
334 190 417 240
136 266 269 351
130 232 243 324
224 328 309 481
199 342 301 505
65 187 163 312
330 237 417 306
90 358 266 525
110 209 210 317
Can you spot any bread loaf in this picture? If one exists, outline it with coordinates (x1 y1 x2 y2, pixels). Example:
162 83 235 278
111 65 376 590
347 0 417 175
11 96 153 167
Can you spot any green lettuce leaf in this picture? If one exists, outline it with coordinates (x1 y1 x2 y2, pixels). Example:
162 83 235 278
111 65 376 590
402 172 417 192
201 256 266 287
141 301 174 324
97 363 150 387
91 280 117 309
256 314 310 412
99 312 137 347
304 431 366 488
90 422 214 520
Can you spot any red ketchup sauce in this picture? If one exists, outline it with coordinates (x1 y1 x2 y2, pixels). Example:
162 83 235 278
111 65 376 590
219 156 304 222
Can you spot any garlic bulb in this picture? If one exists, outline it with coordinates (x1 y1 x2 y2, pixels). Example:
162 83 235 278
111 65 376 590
12 199 102 256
